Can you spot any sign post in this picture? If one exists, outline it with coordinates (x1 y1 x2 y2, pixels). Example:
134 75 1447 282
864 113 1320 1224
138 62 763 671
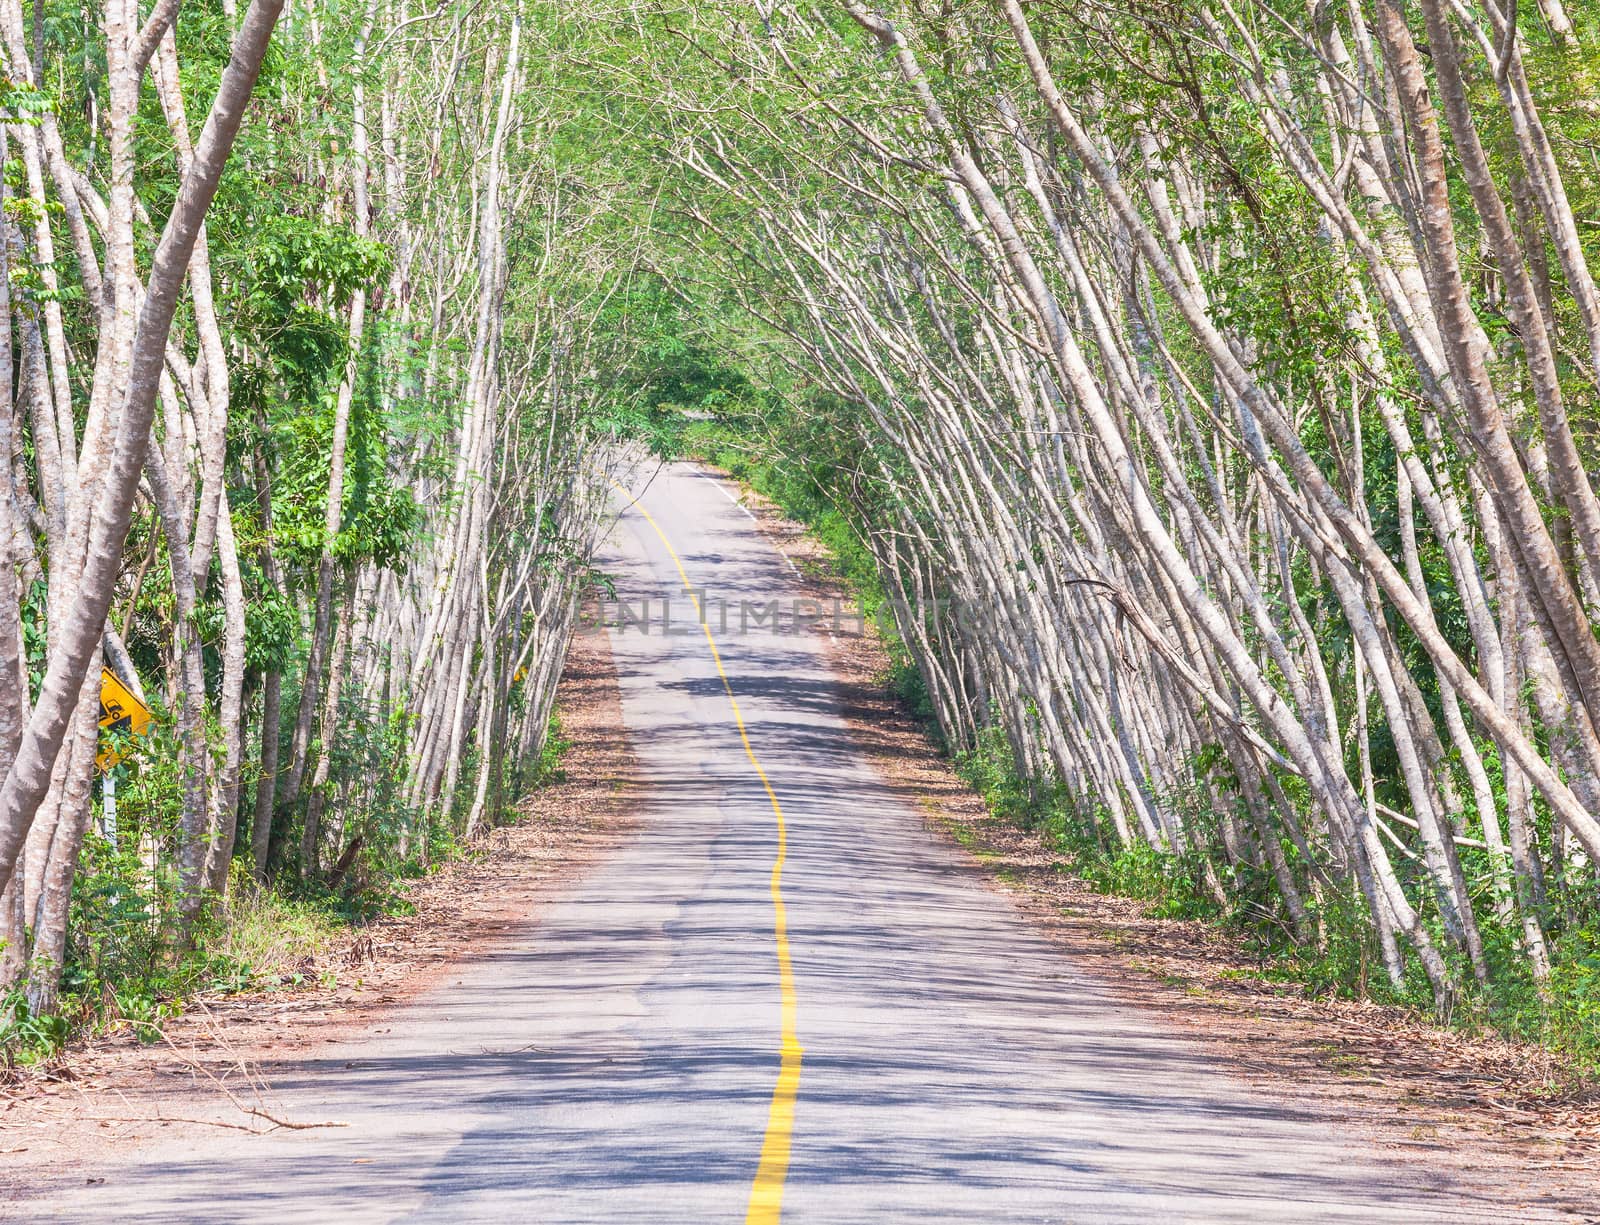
103 769 117 847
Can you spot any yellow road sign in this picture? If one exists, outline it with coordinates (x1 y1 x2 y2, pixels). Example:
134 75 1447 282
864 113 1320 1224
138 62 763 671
97 667 152 771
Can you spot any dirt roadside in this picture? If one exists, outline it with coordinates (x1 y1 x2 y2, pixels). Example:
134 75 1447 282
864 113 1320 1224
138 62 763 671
718 467 1600 1221
0 626 635 1197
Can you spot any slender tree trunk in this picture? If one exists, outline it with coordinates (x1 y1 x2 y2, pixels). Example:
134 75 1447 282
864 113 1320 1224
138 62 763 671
0 0 286 899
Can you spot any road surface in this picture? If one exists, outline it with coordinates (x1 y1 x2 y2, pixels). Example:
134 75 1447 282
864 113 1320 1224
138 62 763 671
19 463 1547 1222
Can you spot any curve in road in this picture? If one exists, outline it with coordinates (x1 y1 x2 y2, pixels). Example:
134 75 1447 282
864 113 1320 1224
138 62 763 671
612 477 801 1223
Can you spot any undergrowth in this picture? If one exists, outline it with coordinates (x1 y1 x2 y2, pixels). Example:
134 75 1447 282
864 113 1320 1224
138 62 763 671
952 724 1600 1072
1 710 576 1071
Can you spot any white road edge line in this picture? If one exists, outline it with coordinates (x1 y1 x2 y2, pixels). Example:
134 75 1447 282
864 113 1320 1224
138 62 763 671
703 472 759 519
701 472 803 578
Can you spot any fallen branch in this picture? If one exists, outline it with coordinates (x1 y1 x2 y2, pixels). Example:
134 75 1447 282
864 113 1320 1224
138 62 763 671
138 1018 348 1134
243 1107 352 1132
72 1111 347 1134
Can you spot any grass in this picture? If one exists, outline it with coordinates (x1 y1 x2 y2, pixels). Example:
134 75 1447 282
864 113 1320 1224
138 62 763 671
209 882 349 986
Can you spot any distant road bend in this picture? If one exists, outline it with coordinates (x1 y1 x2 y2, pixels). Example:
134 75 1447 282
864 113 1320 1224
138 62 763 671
32 462 1553 1223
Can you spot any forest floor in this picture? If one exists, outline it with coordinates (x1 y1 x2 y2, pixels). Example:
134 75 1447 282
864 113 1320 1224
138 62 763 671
727 470 1600 1217
0 626 637 1199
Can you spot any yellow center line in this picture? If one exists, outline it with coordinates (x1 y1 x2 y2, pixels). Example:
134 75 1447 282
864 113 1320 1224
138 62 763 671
611 480 801 1224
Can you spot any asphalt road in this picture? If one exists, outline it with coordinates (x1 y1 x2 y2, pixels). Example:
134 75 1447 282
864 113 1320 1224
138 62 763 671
21 463 1549 1222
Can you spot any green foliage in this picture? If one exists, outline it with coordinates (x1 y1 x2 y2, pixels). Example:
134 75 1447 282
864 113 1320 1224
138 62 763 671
0 998 71 1067
1468 905 1600 1067
0 76 54 124
244 586 299 672
955 723 1037 825
19 579 47 698
584 278 767 452
1527 927 1600 1062
956 727 1212 924
528 712 572 789
52 823 356 1053
208 873 349 987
